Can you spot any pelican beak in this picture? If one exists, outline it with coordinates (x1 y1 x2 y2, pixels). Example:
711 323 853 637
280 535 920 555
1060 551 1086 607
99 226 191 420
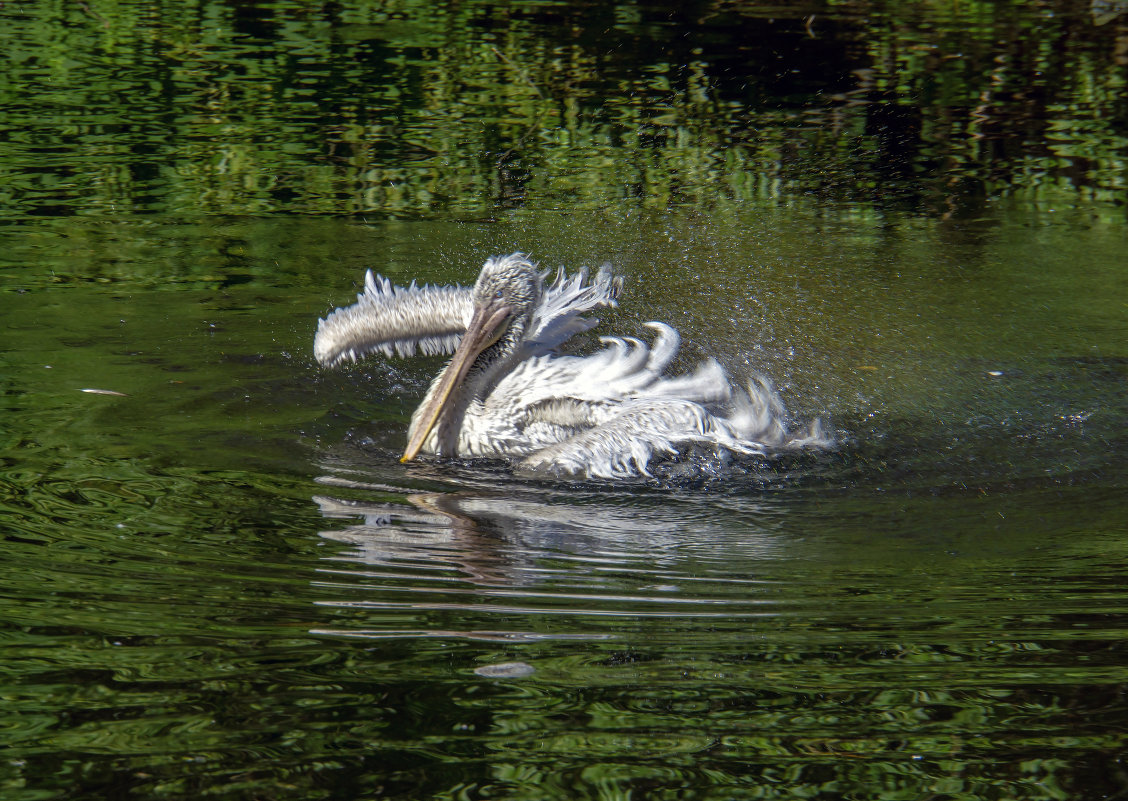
401 302 511 462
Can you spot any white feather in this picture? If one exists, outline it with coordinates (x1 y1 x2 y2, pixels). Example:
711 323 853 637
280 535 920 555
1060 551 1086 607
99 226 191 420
317 253 830 478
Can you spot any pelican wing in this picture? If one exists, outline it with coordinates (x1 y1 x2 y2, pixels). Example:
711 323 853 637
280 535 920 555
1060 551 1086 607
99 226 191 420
523 264 622 355
315 270 473 367
518 380 827 480
517 399 762 479
495 323 732 418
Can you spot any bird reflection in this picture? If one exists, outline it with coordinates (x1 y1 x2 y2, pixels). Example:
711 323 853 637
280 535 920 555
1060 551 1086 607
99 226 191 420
311 469 788 590
308 464 797 646
315 489 519 586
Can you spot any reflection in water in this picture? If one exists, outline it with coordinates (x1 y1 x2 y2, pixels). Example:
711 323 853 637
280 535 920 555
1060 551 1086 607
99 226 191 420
2 0 1124 220
314 486 541 590
472 660 536 678
3 248 1125 798
2 1 1126 797
301 461 1128 800
310 466 790 644
1092 0 1128 25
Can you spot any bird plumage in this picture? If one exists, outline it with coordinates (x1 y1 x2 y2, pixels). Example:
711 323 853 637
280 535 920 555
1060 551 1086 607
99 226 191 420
314 253 827 479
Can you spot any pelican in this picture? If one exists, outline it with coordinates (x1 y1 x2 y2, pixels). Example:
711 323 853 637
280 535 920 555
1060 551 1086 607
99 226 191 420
314 253 828 479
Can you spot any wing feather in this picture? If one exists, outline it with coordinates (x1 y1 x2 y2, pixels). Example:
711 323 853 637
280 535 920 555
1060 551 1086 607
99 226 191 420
314 271 473 367
523 264 622 354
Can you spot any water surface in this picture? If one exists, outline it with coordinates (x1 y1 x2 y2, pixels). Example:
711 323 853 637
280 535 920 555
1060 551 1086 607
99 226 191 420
2 2 1127 799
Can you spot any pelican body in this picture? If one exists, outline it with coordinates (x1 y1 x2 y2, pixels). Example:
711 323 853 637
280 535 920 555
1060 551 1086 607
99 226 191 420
315 253 827 479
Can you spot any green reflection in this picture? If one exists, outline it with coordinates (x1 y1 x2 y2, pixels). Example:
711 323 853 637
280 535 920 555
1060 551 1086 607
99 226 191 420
0 0 1125 220
2 2 1128 800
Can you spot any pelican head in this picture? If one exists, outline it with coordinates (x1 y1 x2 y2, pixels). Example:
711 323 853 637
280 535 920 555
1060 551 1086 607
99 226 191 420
401 254 543 462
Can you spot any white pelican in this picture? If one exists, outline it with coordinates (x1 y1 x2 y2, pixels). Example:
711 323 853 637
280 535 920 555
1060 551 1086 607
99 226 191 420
314 253 828 479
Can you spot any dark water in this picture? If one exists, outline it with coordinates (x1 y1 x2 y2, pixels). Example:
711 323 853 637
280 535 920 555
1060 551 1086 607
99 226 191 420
3 2 1128 800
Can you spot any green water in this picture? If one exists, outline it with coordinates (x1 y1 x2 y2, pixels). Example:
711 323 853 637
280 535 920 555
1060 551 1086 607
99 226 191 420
3 2 1128 799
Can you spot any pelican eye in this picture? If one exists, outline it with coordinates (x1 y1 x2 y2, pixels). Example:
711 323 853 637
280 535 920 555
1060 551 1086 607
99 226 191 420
493 289 504 300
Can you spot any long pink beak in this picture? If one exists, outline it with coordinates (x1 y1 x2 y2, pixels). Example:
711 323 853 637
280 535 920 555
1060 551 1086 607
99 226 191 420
401 302 511 462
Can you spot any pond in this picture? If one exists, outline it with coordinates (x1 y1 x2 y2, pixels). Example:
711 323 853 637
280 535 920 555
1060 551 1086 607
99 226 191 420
2 1 1127 799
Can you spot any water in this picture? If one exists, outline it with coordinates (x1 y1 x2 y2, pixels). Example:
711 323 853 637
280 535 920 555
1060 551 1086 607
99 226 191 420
3 2 1128 799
